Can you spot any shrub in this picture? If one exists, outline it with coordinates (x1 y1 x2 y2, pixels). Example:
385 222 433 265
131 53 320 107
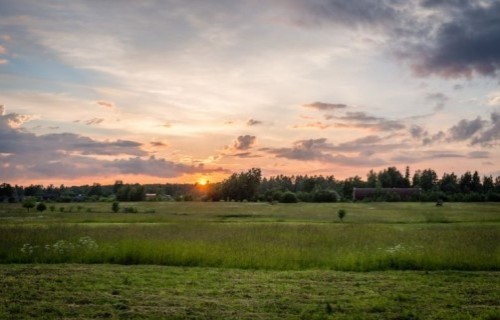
337 209 346 222
36 202 47 213
22 198 36 212
112 202 120 213
122 207 138 213
49 205 56 212
281 191 298 203
313 190 338 202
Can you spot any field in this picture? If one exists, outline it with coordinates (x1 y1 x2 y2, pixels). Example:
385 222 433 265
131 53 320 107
0 202 499 319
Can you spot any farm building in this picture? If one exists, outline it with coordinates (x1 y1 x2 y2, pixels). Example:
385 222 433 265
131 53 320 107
352 188 421 201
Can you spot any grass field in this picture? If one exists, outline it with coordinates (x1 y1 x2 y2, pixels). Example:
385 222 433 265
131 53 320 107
0 202 499 318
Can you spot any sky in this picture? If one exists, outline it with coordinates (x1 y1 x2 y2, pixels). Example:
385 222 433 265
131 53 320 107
0 0 499 186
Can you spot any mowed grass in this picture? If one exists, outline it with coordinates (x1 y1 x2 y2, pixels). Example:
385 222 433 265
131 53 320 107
1 264 499 320
1 201 500 224
0 202 499 270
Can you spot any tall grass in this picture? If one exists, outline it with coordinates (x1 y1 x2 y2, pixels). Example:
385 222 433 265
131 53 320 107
1 223 498 271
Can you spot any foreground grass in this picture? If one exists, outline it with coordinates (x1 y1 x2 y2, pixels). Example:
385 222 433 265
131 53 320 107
0 264 498 320
1 223 498 270
1 202 499 270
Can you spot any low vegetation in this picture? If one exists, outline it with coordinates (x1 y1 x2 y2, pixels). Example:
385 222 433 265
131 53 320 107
1 265 498 319
0 201 498 318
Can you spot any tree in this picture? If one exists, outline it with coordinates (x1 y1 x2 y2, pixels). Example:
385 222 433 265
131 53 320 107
36 202 47 213
112 201 120 213
420 169 438 191
22 197 36 212
366 170 378 188
377 167 406 188
440 172 459 194
281 191 298 203
337 209 346 222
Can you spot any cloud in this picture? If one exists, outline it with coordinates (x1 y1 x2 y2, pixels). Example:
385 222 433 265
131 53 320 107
467 151 490 159
409 125 427 139
392 149 491 164
0 45 6 54
0 106 35 128
334 112 406 131
292 121 332 130
84 118 104 125
263 138 333 161
283 0 397 28
487 92 500 106
96 100 115 109
233 135 256 150
0 109 224 180
447 117 486 141
109 156 227 177
150 141 168 147
247 119 262 126
262 137 387 166
470 112 500 146
426 92 449 111
0 59 8 65
302 102 348 111
404 1 500 78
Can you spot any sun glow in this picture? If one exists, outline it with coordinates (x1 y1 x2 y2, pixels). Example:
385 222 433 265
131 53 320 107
197 178 208 186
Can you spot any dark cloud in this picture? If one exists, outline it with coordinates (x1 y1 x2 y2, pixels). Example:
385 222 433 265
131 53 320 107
409 125 427 139
233 135 256 150
470 112 500 146
422 131 445 145
447 117 486 141
247 119 262 126
286 0 500 80
406 1 500 78
302 102 348 111
284 0 397 28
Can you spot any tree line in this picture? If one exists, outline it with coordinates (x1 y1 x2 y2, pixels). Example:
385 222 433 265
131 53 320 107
1 166 500 203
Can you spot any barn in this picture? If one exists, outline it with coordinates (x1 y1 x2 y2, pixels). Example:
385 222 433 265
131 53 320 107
352 187 421 201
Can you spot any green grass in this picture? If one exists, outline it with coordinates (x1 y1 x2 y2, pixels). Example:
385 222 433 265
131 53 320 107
0 264 498 319
1 201 500 224
1 223 498 270
1 202 499 318
0 202 499 270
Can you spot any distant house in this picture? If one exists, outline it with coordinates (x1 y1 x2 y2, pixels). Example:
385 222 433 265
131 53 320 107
145 193 157 201
352 188 421 201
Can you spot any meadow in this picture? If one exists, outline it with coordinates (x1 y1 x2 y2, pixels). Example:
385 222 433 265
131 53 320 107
0 202 499 318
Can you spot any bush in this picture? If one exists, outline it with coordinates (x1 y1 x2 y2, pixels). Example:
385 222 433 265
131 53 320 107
36 202 47 212
22 198 36 212
281 191 298 203
312 190 338 202
122 207 138 213
112 202 120 213
49 205 56 212
296 191 313 202
337 209 346 222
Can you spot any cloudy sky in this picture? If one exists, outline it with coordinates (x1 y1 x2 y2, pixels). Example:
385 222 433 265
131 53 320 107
0 0 499 185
